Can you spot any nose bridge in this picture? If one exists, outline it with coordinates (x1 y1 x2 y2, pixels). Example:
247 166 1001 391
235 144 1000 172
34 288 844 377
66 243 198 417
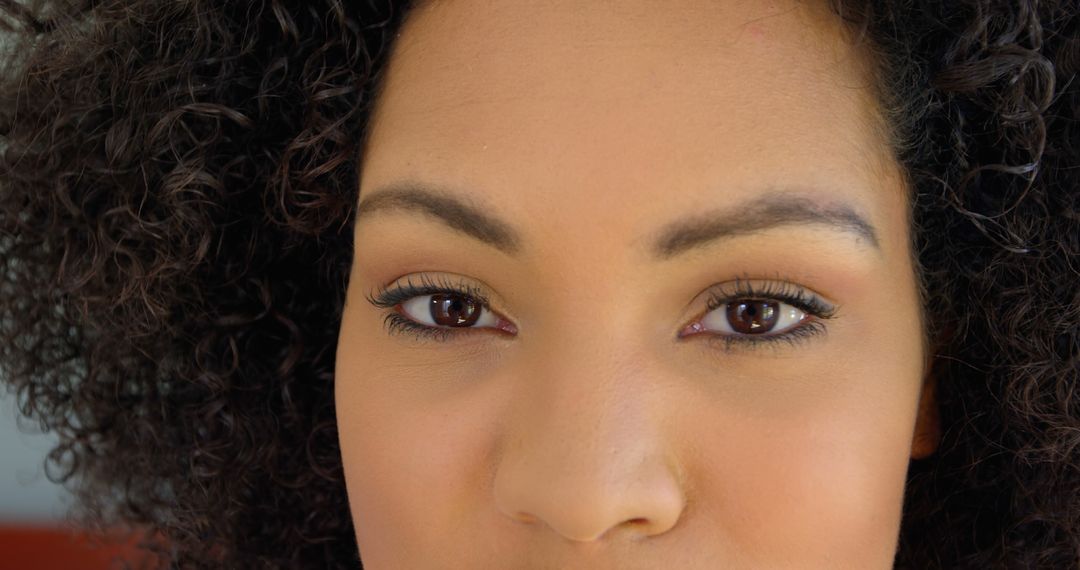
493 308 686 543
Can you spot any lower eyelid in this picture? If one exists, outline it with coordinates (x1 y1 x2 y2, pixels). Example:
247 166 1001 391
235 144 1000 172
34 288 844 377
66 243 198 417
383 312 458 342
379 283 831 351
383 309 827 355
697 319 828 353
387 299 515 338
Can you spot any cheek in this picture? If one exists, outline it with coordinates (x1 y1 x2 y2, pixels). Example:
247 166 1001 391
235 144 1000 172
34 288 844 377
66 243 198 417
691 370 917 566
335 352 494 567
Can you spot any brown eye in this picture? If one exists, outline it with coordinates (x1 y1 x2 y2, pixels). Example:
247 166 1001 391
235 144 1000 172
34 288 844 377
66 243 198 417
429 293 482 327
726 300 780 334
700 298 808 336
401 292 499 329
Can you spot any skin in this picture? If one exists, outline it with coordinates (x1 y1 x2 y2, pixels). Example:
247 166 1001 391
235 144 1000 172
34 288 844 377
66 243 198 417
335 0 941 568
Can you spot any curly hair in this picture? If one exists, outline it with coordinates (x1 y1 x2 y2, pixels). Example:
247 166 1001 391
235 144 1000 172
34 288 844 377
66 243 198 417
0 0 1076 567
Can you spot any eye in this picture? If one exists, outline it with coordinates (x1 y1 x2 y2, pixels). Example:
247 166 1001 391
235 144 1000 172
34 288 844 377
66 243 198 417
678 276 838 352
400 292 500 329
699 299 808 335
366 273 837 350
365 274 516 342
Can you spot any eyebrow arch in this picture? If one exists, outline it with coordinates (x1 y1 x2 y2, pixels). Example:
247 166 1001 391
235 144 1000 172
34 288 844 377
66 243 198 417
355 182 881 260
652 192 881 259
356 182 524 255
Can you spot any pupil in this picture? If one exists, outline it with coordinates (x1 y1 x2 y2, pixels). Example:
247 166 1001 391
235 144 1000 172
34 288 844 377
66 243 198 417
726 299 779 334
430 293 481 327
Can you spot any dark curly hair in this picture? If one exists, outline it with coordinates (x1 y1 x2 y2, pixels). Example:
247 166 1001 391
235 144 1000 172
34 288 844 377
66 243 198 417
0 0 1076 567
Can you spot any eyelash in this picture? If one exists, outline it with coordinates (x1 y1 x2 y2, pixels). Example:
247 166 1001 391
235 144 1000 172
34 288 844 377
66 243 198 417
365 274 494 344
698 274 838 352
365 272 838 352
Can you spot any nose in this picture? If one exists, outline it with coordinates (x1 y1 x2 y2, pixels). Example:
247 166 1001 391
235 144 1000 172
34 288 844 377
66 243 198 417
492 339 687 543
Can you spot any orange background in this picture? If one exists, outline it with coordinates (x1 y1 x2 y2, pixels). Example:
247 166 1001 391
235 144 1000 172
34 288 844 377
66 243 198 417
0 525 161 570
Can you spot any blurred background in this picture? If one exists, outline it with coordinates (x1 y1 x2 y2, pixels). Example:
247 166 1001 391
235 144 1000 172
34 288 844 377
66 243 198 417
0 392 70 524
0 18 153 569
0 15 71 528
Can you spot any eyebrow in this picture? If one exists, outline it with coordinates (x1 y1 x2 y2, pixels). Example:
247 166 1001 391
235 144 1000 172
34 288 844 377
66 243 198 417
355 182 881 259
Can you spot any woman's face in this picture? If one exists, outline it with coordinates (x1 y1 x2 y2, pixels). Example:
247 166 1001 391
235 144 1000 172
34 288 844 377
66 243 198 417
335 0 938 567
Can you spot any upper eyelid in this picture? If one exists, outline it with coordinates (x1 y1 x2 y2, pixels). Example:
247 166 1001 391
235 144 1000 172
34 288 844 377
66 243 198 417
704 272 846 315
368 273 833 306
703 283 838 319
369 274 839 329
367 275 494 309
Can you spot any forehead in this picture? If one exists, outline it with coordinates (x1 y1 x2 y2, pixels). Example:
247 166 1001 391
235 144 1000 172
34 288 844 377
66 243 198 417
359 0 905 261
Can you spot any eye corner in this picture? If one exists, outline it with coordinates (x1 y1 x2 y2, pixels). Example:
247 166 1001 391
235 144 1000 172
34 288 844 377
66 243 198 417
813 299 842 320
363 285 390 309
